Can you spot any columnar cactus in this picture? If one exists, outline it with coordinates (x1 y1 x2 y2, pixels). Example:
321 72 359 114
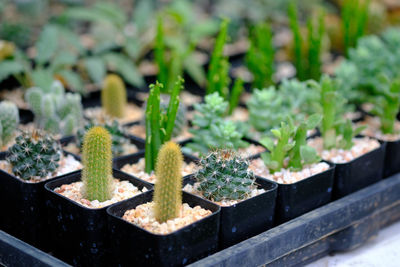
81 126 113 202
6 131 61 180
0 101 19 147
153 141 183 223
160 98 187 137
195 150 256 202
101 74 127 118
25 80 83 136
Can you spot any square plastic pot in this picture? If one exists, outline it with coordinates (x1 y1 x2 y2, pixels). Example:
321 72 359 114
0 152 80 251
183 176 278 249
257 161 335 224
381 139 400 178
44 169 153 267
106 191 220 267
332 141 386 199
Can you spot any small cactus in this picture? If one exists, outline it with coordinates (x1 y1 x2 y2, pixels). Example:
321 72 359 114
81 126 113 202
153 141 183 223
0 101 19 147
195 150 256 202
101 74 127 118
6 130 61 180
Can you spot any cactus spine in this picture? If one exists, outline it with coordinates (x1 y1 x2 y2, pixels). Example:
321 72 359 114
101 74 127 118
0 101 19 147
81 126 113 202
153 141 183 223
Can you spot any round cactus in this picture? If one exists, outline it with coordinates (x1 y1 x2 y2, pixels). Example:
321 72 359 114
0 100 19 147
101 74 127 118
81 126 113 202
195 150 256 202
153 141 183 223
6 131 61 180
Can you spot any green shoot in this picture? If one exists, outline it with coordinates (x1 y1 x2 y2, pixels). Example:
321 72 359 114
228 78 244 115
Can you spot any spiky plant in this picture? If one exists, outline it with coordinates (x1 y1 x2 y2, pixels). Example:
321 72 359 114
0 101 19 147
6 131 61 180
153 141 183 223
195 150 256 202
101 74 127 118
81 126 113 202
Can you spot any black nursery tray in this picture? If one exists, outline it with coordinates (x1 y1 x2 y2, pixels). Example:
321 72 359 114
1 173 400 267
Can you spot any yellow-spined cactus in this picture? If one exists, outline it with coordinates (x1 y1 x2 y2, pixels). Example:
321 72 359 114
81 126 113 202
0 41 15 61
153 141 183 223
101 74 127 118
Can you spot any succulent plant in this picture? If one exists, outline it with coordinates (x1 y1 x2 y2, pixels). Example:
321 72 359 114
76 120 129 157
0 101 19 147
25 80 83 136
81 126 113 202
195 149 256 202
145 78 183 173
186 93 247 155
6 131 61 180
260 115 321 173
101 74 127 118
153 141 183 223
247 88 289 133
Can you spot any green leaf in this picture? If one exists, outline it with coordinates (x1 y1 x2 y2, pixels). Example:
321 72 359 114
283 142 296 152
306 114 322 130
300 145 320 164
259 136 274 151
31 68 54 92
103 53 144 88
132 0 154 33
0 60 26 82
51 51 78 71
35 25 59 65
271 129 281 139
84 57 106 84
57 69 84 93
183 55 206 87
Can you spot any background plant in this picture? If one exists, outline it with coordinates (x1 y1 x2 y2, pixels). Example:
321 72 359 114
101 74 127 119
259 115 321 173
81 126 113 202
6 130 61 180
195 149 256 202
0 100 19 148
25 80 83 136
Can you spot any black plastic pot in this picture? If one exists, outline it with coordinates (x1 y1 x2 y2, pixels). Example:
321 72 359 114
107 190 220 267
332 141 386 199
60 135 145 166
255 161 335 224
114 150 198 182
183 176 277 249
44 169 153 267
381 139 400 178
0 152 80 251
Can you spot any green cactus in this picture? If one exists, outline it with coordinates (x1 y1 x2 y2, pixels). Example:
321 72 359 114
195 150 256 202
81 126 113 202
0 101 19 147
25 80 83 136
77 120 129 157
6 131 61 180
101 74 127 118
153 141 183 223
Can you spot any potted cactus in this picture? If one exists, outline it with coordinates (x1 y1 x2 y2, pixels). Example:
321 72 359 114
249 114 335 223
107 141 220 266
183 149 277 248
307 76 386 199
0 130 81 250
45 126 152 266
24 80 83 138
0 100 19 152
84 74 144 124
